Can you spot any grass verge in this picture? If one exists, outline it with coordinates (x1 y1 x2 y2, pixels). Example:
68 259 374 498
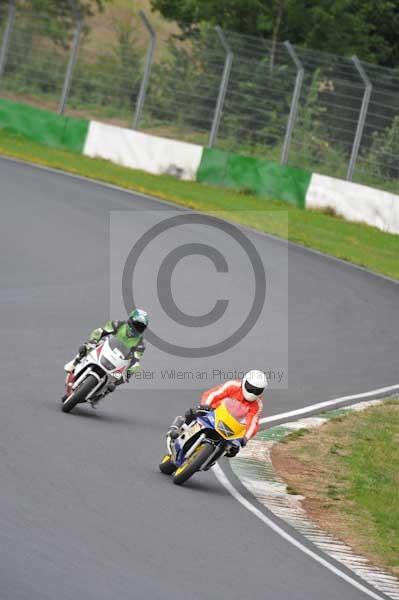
272 399 399 576
0 129 398 280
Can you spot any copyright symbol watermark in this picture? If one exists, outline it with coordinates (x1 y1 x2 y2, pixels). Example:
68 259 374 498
110 210 288 390
121 213 266 357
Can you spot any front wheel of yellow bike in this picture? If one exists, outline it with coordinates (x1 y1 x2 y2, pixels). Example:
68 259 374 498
172 443 214 486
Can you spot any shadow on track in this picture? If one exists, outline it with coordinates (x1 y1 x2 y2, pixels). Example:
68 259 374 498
181 477 227 496
156 472 227 496
68 407 139 425
45 400 141 426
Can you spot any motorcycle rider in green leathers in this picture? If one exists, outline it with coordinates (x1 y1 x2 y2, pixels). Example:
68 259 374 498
64 309 149 387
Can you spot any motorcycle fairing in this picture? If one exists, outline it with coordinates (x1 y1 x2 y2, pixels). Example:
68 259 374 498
171 404 244 467
69 336 131 400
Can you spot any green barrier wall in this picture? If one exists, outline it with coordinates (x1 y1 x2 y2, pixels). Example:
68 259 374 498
0 99 89 153
197 148 311 208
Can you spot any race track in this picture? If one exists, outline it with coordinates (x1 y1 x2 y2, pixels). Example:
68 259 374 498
0 157 398 600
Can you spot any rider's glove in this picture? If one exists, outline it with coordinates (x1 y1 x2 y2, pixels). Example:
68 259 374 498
127 362 140 379
197 405 212 413
78 345 87 357
241 437 248 447
185 407 198 420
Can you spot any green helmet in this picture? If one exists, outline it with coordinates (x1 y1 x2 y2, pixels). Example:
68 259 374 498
127 308 149 336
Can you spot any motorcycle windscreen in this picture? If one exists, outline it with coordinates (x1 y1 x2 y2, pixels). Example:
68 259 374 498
222 397 250 424
107 335 131 359
214 398 248 440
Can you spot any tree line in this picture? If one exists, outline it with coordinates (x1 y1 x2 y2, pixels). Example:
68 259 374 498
4 0 398 68
151 0 399 68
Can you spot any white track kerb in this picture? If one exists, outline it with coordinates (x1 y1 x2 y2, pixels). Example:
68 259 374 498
214 466 387 600
214 385 399 600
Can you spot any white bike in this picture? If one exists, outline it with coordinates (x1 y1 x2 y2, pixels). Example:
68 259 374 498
62 336 132 413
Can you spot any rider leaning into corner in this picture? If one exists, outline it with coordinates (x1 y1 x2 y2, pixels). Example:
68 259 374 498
63 308 149 400
167 369 267 457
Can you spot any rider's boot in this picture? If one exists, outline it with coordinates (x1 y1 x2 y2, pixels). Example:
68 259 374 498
88 383 116 409
167 415 185 439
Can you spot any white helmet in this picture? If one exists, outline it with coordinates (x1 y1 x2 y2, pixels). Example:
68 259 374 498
242 370 268 401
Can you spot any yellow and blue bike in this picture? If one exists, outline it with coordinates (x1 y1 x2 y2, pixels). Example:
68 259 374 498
159 398 249 485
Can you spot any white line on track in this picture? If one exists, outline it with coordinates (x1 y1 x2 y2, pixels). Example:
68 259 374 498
3 154 398 598
213 463 388 600
214 386 399 600
259 384 399 424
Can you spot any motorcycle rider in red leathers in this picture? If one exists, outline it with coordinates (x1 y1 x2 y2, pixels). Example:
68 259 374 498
167 370 267 457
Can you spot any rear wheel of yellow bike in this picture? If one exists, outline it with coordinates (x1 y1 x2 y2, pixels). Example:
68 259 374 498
172 443 214 485
159 454 176 475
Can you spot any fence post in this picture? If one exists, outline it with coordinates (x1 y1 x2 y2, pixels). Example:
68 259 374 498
0 0 16 86
208 26 233 148
280 41 304 166
346 56 372 181
132 11 156 130
58 0 83 114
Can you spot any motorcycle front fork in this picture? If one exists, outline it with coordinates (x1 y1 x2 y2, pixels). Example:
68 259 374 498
201 443 227 471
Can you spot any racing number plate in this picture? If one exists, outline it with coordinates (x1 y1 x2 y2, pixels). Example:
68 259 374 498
183 421 202 441
189 422 202 435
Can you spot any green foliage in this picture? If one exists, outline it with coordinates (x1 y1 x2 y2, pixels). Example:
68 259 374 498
151 0 399 68
293 68 326 158
143 24 294 152
25 0 107 20
220 55 291 151
143 27 224 132
291 68 348 176
151 0 273 36
281 428 310 443
341 402 399 569
70 19 143 112
3 0 110 48
367 115 399 180
2 8 143 119
326 484 341 500
1 1 398 191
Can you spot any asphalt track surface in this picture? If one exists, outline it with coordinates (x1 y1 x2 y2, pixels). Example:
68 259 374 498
0 157 398 600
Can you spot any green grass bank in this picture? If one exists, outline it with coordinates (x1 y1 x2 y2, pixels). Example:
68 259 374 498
272 399 399 576
0 129 398 280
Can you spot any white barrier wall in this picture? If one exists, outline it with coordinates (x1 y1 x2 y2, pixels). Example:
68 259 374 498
83 121 203 181
83 120 399 235
306 174 399 234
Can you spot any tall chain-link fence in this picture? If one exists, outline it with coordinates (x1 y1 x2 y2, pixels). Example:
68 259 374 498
1 1 399 193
